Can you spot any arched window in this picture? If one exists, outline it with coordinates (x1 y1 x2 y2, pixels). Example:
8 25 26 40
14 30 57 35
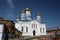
32 24 33 28
32 24 37 29
40 28 42 32
22 27 23 32
26 27 28 32
40 28 44 33
34 24 35 28
36 24 37 28
43 28 44 32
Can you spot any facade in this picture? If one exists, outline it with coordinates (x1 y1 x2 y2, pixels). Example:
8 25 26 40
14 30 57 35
15 8 46 36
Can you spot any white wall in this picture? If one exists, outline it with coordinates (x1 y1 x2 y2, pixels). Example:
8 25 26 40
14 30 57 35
15 20 46 36
0 24 4 40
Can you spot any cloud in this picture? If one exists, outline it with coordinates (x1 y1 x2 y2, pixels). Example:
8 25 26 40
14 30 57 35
6 0 15 20
7 0 14 8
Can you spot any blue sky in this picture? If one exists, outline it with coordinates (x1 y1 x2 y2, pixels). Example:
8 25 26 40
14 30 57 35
0 0 60 29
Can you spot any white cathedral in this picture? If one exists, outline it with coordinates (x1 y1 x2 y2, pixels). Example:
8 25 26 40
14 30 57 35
15 8 46 36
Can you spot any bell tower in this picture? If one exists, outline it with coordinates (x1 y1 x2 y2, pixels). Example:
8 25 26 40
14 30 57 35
36 12 41 22
21 10 26 20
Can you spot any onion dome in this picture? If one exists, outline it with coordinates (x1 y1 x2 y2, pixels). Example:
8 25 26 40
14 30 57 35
36 12 40 16
21 10 25 13
25 7 30 11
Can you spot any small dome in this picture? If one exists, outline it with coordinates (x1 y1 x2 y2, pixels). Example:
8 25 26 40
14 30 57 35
36 12 40 16
21 10 25 13
25 7 30 11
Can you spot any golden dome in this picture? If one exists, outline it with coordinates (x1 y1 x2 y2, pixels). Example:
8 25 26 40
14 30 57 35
21 10 25 13
25 7 30 11
36 12 40 16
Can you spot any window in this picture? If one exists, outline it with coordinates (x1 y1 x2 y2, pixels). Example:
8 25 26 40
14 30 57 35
40 28 44 33
40 28 42 32
26 27 28 32
32 24 37 29
43 28 44 32
22 27 23 32
32 24 33 28
34 24 35 28
36 24 37 28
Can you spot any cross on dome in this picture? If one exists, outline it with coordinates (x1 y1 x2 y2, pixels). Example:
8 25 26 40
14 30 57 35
36 12 40 16
25 7 30 11
21 10 25 13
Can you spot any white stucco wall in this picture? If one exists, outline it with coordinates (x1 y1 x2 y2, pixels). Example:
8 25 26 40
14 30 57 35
15 20 46 36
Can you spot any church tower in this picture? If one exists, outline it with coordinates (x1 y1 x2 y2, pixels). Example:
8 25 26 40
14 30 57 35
25 8 31 20
21 10 26 20
36 12 41 22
